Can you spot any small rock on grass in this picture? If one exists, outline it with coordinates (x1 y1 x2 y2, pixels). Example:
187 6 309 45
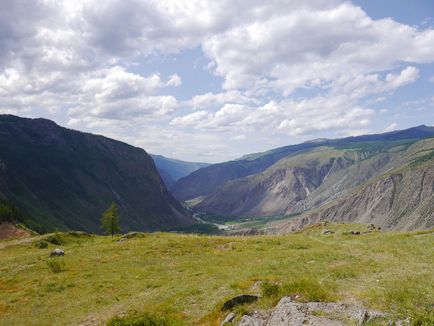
50 248 65 256
221 312 236 325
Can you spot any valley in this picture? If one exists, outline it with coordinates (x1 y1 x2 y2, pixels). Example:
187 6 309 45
1 116 433 326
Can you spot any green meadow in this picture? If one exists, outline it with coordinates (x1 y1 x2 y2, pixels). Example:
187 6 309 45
0 224 433 325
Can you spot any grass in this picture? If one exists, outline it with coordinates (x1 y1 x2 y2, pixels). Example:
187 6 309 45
0 223 432 325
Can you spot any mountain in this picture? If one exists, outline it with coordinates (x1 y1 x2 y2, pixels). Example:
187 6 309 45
276 139 434 232
179 127 434 231
172 125 434 202
0 115 193 233
150 154 209 188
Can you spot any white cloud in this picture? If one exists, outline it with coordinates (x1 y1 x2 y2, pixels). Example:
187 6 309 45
0 0 433 161
172 95 374 136
166 74 182 87
384 122 398 132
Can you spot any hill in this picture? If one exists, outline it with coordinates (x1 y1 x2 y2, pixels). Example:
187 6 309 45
150 154 209 188
0 115 193 233
277 139 434 232
171 126 434 202
0 225 432 325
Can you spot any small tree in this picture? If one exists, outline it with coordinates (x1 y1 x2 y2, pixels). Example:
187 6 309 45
100 202 120 237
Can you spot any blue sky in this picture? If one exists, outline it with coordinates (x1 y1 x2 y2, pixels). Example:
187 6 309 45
0 1 433 162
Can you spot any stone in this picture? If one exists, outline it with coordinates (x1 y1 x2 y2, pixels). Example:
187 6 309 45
352 308 368 325
118 232 146 241
221 312 236 325
266 297 306 326
222 294 259 311
50 248 65 256
322 229 334 234
239 314 263 326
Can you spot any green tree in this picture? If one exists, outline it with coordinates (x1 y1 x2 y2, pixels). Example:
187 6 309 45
100 202 121 237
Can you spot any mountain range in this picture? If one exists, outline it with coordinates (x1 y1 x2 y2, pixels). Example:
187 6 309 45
0 115 193 233
172 126 434 231
150 154 209 188
1 114 433 234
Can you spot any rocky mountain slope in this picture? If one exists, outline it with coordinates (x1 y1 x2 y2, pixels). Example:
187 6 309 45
277 140 434 232
172 126 434 202
0 115 193 232
189 133 434 231
150 154 209 188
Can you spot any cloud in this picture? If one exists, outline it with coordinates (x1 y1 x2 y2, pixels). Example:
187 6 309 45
202 3 433 96
166 74 182 87
0 0 434 161
384 122 398 132
172 95 374 136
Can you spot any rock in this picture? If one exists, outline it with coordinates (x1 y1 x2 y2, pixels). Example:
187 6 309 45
221 312 236 325
352 308 368 325
395 318 411 326
233 297 387 326
349 231 361 235
50 248 65 256
222 294 259 311
266 297 306 326
239 314 263 326
119 232 145 241
322 229 334 234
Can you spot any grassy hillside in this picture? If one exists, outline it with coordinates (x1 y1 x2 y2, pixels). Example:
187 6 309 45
0 225 432 325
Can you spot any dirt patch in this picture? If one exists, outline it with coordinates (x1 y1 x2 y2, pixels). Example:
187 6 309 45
0 222 31 241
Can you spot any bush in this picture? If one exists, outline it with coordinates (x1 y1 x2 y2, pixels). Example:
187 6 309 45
46 259 65 273
107 310 185 326
260 281 281 298
35 241 48 249
45 233 63 245
281 278 334 302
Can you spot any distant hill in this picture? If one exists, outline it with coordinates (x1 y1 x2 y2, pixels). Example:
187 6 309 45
0 115 193 233
174 126 434 231
150 154 209 188
172 125 434 202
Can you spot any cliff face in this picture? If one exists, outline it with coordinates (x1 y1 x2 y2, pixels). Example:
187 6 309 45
172 126 434 202
195 138 434 231
194 145 399 216
277 164 434 232
0 115 193 232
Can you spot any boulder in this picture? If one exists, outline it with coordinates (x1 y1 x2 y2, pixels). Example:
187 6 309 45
239 314 263 326
235 297 386 325
50 248 65 256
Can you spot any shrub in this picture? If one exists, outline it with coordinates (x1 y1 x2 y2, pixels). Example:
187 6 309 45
260 281 281 298
107 310 185 326
281 278 334 302
45 233 63 245
35 241 48 249
46 259 65 273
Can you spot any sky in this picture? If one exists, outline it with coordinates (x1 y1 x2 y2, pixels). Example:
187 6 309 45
1 1 434 163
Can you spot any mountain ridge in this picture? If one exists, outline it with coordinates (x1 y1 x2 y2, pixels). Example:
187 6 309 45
172 125 434 203
0 115 193 232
